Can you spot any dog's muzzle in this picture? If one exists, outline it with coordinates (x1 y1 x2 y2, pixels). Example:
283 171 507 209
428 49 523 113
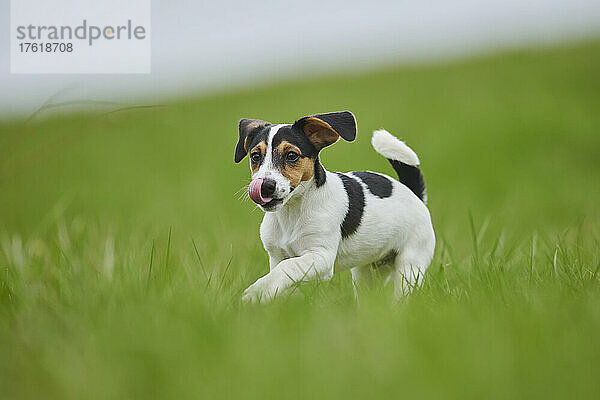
248 178 275 205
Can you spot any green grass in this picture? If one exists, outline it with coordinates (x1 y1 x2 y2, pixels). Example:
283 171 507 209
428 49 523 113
1 40 599 399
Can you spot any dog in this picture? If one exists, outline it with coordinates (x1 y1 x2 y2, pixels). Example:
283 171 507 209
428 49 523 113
235 111 435 303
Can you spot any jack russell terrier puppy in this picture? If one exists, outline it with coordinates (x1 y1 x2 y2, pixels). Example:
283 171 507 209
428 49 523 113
235 111 435 303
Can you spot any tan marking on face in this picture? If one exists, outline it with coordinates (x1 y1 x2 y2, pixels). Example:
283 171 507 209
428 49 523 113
249 141 267 174
276 142 301 157
276 141 314 187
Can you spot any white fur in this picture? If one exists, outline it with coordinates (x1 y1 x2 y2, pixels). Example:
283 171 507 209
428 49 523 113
371 129 420 166
242 129 435 303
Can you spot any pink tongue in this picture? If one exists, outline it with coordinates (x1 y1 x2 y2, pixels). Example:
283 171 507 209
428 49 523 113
248 178 273 205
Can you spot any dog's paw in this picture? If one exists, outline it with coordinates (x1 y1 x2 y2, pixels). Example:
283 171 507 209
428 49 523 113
241 276 281 304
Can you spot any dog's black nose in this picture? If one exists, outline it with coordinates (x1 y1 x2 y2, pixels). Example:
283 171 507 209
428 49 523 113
261 178 276 198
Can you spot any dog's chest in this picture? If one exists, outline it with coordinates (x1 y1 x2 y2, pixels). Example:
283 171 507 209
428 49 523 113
260 214 314 257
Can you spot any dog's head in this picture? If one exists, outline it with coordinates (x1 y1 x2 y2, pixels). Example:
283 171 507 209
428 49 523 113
235 111 357 212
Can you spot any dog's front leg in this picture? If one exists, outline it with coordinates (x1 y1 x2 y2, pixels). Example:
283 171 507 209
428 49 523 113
267 250 285 272
242 249 336 304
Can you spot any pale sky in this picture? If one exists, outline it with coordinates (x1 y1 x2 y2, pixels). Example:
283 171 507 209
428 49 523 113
1 0 599 118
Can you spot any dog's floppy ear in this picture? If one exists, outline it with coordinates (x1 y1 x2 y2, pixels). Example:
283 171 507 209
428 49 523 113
235 118 269 163
293 111 357 151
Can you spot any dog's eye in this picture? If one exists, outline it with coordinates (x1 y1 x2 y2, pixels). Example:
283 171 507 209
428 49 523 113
250 152 261 163
286 151 299 162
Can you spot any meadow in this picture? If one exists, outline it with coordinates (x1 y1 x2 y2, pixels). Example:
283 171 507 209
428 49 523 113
1 40 599 399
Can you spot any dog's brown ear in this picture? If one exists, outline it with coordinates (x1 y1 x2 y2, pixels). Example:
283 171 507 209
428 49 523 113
235 118 269 163
294 111 357 151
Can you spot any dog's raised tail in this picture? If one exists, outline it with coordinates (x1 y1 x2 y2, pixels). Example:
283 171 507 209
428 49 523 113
371 129 427 203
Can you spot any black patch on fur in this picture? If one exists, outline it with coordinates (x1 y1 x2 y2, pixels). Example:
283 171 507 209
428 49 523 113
272 125 318 158
388 160 426 202
336 173 365 238
241 124 272 167
245 126 270 151
314 156 326 187
352 171 393 198
235 120 271 163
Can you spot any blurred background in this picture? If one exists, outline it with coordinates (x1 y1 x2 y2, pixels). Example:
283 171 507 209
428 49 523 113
1 0 600 118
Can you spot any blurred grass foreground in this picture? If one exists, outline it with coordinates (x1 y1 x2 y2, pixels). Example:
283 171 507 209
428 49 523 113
1 40 599 399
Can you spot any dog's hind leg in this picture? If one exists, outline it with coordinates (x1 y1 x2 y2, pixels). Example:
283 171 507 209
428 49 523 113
350 262 395 300
391 249 431 299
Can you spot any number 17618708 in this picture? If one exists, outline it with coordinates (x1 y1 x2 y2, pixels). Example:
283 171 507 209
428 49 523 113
19 42 73 52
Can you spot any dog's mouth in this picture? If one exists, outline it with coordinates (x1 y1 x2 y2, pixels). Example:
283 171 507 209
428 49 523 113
248 178 287 210
248 178 272 205
261 198 283 210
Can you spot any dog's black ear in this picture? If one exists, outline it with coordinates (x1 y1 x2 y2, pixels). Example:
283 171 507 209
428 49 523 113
293 111 357 150
311 111 357 142
235 118 269 163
